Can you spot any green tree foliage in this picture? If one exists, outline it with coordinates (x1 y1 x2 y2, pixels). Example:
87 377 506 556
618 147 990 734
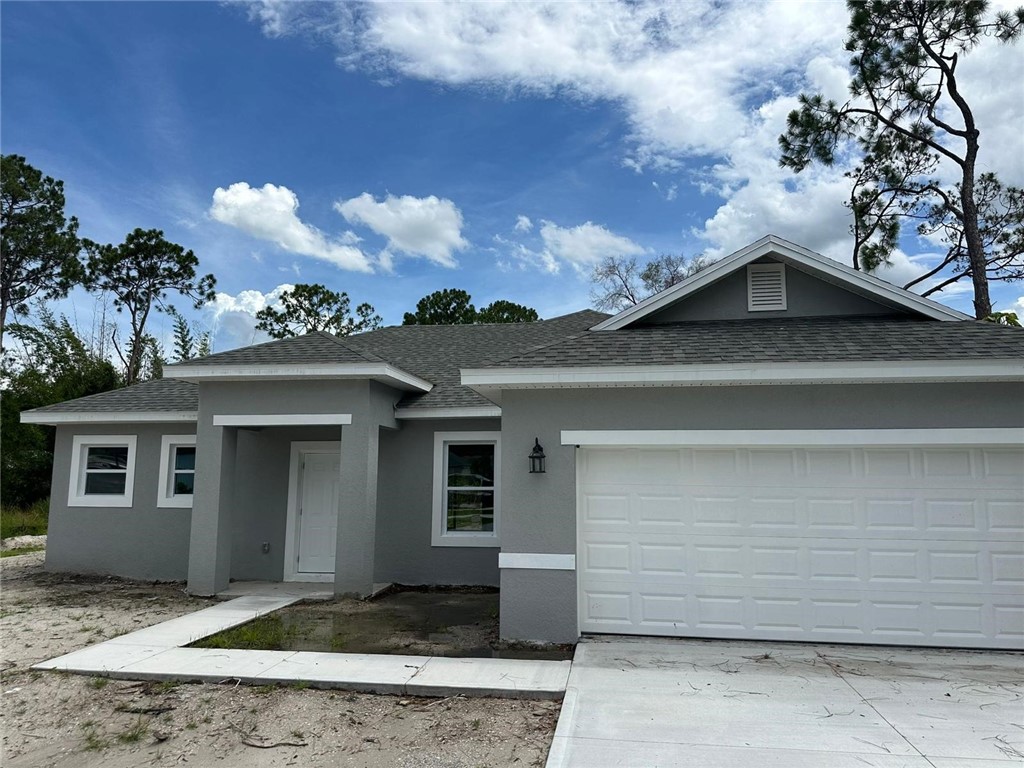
590 253 715 311
85 228 216 384
254 283 382 339
402 289 540 325
1 308 121 507
0 154 84 350
167 306 213 361
476 300 539 324
403 288 476 325
779 0 1024 318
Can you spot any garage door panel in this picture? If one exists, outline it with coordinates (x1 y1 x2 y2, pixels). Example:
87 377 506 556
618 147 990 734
579 581 1024 647
581 494 1021 541
580 533 1022 587
578 445 1024 649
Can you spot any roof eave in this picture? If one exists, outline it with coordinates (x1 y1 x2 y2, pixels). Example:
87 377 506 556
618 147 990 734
462 359 1023 396
165 363 433 392
20 410 199 426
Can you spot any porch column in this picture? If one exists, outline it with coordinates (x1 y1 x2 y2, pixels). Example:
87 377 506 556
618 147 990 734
334 420 379 596
187 424 237 595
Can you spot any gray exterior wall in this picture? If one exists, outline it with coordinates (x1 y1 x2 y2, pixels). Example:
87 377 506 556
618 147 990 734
230 425 339 581
375 418 501 586
45 423 195 581
188 379 401 595
644 262 907 323
498 382 1024 642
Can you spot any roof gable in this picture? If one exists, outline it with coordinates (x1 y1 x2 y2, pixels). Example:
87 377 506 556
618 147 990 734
593 235 970 330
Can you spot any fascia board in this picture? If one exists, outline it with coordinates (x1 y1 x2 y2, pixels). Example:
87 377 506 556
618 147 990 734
21 410 198 425
462 359 1024 388
165 363 432 392
394 406 502 420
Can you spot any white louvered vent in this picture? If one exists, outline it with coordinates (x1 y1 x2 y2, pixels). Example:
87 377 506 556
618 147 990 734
747 263 787 312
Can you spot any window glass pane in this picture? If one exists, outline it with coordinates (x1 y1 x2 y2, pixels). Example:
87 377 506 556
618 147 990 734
174 446 196 471
86 446 128 470
446 490 494 532
173 471 194 495
446 444 494 487
84 471 127 495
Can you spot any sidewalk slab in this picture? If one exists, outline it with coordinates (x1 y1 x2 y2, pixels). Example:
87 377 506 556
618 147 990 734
113 648 297 683
253 651 427 694
32 591 567 700
409 657 571 700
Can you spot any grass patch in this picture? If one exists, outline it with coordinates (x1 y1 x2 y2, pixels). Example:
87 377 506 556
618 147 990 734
192 615 297 651
0 546 44 558
0 498 48 538
117 717 149 744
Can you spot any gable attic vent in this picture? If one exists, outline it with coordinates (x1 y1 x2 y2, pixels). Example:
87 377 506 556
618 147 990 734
747 263 787 312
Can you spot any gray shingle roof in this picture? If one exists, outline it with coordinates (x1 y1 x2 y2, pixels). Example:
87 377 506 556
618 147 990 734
25 378 198 414
163 330 386 368
28 311 607 415
344 310 608 409
486 316 1024 368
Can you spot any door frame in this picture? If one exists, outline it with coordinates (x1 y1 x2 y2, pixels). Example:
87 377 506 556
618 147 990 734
283 440 341 583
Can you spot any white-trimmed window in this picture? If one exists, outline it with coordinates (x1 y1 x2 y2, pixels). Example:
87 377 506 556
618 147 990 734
68 435 137 507
158 435 197 508
432 432 500 547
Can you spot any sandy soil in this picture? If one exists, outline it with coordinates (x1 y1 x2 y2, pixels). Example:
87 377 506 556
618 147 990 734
0 552 560 767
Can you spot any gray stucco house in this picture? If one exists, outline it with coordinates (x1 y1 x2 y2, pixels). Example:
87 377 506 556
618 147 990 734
23 235 1024 649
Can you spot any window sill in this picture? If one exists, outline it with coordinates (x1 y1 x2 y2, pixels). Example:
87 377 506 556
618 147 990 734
431 533 500 548
68 495 133 508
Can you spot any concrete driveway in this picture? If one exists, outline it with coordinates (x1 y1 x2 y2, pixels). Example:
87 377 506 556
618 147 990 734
547 638 1024 767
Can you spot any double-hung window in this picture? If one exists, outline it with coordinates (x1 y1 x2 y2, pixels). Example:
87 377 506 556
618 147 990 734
68 435 137 507
432 432 500 547
158 435 197 508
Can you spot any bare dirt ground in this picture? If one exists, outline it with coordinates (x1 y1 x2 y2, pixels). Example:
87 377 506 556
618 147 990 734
0 552 560 767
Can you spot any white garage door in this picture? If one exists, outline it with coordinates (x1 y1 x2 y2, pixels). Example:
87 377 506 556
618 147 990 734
577 443 1024 649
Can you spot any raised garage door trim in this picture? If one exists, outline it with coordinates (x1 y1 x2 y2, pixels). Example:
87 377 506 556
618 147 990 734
566 429 1024 650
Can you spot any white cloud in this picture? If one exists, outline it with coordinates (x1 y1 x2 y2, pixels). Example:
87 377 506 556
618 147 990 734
539 220 646 273
210 182 373 273
334 192 468 268
514 215 533 233
249 0 1024 289
205 283 294 350
652 181 678 201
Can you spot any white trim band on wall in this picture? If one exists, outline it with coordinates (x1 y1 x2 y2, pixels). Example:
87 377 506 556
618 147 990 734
213 413 353 427
498 553 576 571
561 428 1024 447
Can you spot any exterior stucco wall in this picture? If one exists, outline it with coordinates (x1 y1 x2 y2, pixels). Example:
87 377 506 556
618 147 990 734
644 262 907 323
45 423 194 581
375 418 501 586
230 425 339 581
498 382 1024 642
188 379 401 595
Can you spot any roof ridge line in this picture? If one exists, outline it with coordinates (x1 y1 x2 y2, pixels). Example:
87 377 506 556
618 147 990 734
315 330 390 364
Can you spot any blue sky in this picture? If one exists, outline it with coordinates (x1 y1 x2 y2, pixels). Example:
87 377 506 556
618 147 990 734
3 1 1022 353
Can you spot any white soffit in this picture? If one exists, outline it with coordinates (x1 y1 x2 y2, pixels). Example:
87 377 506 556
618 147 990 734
165 363 432 392
591 234 970 330
394 406 502 420
21 410 198 425
561 428 1024 447
461 359 1023 398
212 413 353 427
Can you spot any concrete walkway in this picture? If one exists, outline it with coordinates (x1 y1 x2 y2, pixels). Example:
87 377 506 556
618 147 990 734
33 595 570 700
547 638 1024 767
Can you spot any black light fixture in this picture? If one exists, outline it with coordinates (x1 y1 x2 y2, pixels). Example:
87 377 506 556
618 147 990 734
528 437 546 474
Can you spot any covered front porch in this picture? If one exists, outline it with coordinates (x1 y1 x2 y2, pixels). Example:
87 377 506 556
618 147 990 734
184 379 401 598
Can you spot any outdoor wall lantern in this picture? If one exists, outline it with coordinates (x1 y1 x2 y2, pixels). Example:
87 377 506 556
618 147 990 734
529 437 546 474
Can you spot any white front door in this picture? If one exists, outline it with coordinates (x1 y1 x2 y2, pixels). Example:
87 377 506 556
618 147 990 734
577 443 1024 649
286 444 341 580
